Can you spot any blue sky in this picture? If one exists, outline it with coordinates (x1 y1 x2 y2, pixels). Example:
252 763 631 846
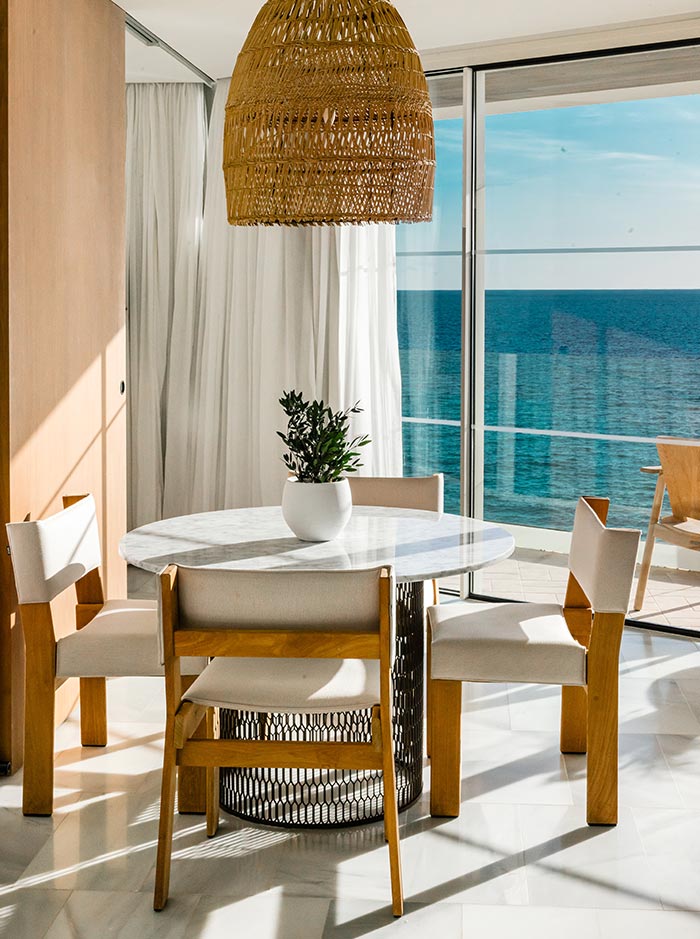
397 94 700 290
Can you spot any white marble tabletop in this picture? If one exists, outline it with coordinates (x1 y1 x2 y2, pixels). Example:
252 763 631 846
119 506 514 584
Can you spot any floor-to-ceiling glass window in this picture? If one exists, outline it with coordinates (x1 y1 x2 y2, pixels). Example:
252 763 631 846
397 73 464 514
469 46 700 631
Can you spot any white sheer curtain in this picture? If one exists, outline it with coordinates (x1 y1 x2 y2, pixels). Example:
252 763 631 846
127 79 403 519
187 81 402 512
126 83 207 527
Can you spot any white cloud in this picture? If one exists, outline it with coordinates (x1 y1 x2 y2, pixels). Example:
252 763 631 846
586 150 665 163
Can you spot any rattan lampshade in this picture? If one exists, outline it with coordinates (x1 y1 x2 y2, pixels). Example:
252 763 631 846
223 0 435 226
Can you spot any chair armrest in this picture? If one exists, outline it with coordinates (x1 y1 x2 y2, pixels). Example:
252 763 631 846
640 465 662 475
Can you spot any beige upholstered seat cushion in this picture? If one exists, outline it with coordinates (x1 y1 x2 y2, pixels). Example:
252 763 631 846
429 600 587 686
56 599 205 678
183 656 381 714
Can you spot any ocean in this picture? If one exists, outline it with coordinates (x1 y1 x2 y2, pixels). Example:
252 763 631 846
398 289 700 530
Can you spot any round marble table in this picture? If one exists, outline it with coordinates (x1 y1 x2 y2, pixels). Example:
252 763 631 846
120 506 514 828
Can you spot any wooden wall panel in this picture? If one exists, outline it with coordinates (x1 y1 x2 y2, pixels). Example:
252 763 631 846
0 0 126 770
0 0 11 770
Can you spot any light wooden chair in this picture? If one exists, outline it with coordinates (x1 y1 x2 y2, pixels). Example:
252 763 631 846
153 564 403 916
5 494 206 817
349 473 444 759
349 473 443 758
427 497 640 826
634 437 700 611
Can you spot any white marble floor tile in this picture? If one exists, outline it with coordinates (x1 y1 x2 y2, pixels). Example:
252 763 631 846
459 755 572 807
460 683 511 731
598 909 700 939
565 734 685 809
142 816 293 900
51 722 166 796
633 809 700 909
323 898 463 938
101 677 166 724
655 734 700 808
677 679 700 723
457 728 561 764
0 889 69 938
620 631 700 678
506 683 562 734
618 679 700 735
43 889 199 939
19 787 172 893
0 771 87 818
272 823 396 902
453 728 573 807
518 805 662 909
0 809 67 887
461 904 601 939
643 857 700 911
620 650 700 683
401 804 527 906
188 891 330 939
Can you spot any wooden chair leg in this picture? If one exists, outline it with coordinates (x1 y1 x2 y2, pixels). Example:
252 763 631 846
587 613 624 826
633 535 656 612
560 686 587 754
379 707 403 918
177 675 206 814
633 474 664 610
429 679 462 818
154 723 177 911
80 677 107 747
426 621 433 759
425 583 438 759
23 690 55 816
22 605 56 817
205 708 219 838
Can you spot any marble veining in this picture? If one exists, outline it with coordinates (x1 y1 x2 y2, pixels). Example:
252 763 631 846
119 506 515 583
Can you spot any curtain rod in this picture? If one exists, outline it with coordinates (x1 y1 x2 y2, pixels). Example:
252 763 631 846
125 13 216 87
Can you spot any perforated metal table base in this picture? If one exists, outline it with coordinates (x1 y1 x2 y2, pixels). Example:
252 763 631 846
219 580 425 828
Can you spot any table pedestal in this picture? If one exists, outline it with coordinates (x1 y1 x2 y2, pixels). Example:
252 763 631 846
219 581 425 828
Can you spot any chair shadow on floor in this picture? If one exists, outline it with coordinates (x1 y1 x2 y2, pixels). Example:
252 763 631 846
3 774 667 939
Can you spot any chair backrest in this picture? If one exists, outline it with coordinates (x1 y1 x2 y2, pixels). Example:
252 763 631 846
6 495 101 604
568 498 640 614
163 566 395 664
656 437 700 521
348 474 443 513
176 567 387 632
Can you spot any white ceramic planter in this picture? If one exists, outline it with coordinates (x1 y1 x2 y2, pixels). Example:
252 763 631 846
282 477 352 542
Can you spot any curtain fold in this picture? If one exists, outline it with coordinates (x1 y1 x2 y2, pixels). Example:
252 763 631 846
127 79 403 521
126 83 207 527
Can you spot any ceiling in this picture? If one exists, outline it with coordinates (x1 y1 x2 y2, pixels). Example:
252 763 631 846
122 0 700 82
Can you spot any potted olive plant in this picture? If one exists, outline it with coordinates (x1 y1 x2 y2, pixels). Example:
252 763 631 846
278 390 370 542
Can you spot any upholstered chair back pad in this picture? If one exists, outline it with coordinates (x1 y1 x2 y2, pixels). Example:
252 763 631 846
349 474 443 513
6 495 101 604
568 498 640 613
177 567 393 642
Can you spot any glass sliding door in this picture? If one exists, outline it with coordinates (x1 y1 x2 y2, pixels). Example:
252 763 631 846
397 72 465 515
469 46 700 630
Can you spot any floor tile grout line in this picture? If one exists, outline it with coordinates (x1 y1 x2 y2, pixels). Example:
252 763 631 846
39 889 72 939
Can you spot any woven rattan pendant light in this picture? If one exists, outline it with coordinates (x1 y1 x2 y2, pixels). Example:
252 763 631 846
223 0 435 226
